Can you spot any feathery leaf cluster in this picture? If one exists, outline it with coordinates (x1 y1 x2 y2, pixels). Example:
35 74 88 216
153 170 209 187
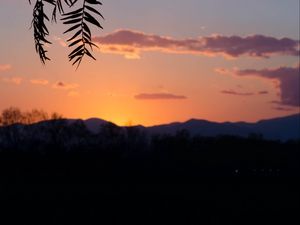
29 0 103 68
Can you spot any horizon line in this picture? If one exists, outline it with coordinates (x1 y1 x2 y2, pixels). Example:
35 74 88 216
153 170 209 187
69 112 300 127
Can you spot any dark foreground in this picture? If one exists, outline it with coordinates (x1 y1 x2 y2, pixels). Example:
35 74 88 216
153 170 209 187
0 123 299 224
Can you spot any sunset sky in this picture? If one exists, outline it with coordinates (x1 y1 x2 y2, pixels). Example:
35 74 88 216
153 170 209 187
0 0 299 126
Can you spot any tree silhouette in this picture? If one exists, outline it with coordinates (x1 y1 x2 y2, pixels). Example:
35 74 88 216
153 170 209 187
28 0 104 68
0 107 23 126
0 107 63 126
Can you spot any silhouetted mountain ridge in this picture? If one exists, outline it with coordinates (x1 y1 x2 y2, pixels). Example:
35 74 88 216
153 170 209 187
2 114 299 141
146 114 300 141
65 114 299 141
73 118 108 132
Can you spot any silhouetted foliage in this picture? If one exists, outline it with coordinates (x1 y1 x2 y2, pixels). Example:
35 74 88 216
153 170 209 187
0 106 62 126
0 108 299 224
0 107 23 126
28 0 103 68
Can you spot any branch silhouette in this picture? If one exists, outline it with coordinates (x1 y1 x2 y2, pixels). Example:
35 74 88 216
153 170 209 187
29 0 103 68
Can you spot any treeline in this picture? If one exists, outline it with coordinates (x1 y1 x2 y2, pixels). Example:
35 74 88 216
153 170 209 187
0 116 299 178
0 106 62 126
0 108 299 225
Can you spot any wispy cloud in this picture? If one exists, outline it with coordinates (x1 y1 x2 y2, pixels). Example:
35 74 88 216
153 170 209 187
214 68 232 75
135 93 187 100
220 89 270 97
272 106 294 112
93 29 299 59
30 79 49 85
217 65 299 107
2 77 22 85
258 91 269 95
236 66 300 107
30 80 80 97
53 36 67 47
0 64 12 72
52 81 79 90
220 90 255 96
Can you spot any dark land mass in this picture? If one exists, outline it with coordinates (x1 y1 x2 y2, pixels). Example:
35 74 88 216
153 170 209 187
0 117 299 225
146 113 300 141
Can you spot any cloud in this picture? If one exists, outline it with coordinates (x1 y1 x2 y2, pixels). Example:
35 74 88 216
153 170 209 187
2 77 22 85
272 106 294 112
30 79 49 85
220 90 255 96
258 91 269 95
53 36 67 47
220 89 270 97
234 65 300 107
93 29 299 59
134 93 187 100
0 64 12 72
52 81 79 90
214 68 232 75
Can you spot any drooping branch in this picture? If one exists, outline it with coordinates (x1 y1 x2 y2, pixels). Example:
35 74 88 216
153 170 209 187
31 0 52 64
62 0 103 68
28 0 103 68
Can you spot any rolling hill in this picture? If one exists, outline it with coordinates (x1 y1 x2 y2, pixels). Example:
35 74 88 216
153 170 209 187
80 114 300 141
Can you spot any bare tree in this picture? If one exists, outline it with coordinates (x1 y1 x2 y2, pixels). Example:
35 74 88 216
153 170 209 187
23 109 49 124
0 107 62 126
0 107 24 126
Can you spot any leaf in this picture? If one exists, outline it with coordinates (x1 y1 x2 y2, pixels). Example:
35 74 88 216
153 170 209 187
85 5 104 19
63 18 81 25
86 0 102 5
82 22 91 37
63 24 81 34
69 49 84 60
85 48 96 60
68 39 82 47
63 7 83 16
72 57 83 69
84 14 103 29
83 31 91 40
61 13 82 21
67 29 82 42
68 44 84 57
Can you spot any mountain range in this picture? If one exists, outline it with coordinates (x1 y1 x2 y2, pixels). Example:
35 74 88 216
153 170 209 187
78 114 300 141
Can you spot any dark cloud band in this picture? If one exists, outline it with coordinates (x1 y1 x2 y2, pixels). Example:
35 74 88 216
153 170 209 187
135 93 187 100
93 29 299 58
235 66 300 107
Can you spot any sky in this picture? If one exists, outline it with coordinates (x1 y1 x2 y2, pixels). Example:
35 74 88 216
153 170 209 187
0 0 299 126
